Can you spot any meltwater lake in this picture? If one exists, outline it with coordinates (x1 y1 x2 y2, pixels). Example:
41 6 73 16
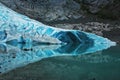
0 43 120 80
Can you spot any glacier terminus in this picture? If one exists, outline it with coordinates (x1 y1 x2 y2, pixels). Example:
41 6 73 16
0 3 116 74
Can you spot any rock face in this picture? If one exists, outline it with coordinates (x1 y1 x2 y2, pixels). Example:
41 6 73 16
74 0 113 13
0 0 120 22
0 0 82 22
74 0 120 19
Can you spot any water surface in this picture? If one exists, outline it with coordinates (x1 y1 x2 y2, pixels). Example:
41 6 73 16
0 44 120 80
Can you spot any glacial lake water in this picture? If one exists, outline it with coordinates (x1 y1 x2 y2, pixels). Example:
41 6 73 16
0 43 120 80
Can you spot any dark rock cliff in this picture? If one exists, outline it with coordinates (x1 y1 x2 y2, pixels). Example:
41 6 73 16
74 0 120 20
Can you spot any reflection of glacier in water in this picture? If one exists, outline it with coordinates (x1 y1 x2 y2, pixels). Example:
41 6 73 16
0 3 116 74
0 41 116 74
1 45 120 80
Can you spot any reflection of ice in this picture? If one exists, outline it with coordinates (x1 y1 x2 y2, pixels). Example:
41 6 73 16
0 43 60 74
0 41 116 74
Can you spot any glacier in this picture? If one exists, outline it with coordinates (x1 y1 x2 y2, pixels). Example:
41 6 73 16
0 3 116 74
0 3 116 46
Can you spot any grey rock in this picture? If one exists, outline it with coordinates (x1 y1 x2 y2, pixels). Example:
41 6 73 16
74 0 120 19
52 22 113 36
74 0 113 13
0 0 82 22
0 0 119 21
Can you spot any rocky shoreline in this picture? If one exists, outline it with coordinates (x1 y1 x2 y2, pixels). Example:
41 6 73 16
48 17 120 44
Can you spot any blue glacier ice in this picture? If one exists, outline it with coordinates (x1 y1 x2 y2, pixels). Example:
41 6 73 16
0 3 116 46
0 3 116 74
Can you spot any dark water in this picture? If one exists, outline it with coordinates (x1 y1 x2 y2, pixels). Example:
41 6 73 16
0 43 120 80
